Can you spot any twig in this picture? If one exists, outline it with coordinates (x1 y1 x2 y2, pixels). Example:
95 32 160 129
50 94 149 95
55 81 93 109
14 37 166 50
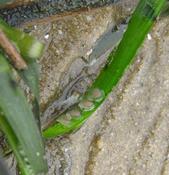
0 29 27 70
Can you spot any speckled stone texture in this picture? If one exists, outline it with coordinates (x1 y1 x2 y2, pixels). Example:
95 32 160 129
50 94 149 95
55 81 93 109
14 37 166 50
4 1 169 175
43 16 169 175
29 6 129 111
42 7 169 175
0 0 34 8
0 0 133 26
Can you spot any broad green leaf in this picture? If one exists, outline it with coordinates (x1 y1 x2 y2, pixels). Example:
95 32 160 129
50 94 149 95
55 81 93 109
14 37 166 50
0 17 42 101
0 54 47 174
0 114 35 175
19 61 40 100
0 18 42 125
18 61 40 126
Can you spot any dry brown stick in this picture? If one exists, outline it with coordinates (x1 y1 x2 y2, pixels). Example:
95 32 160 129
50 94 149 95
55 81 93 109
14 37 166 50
0 29 27 70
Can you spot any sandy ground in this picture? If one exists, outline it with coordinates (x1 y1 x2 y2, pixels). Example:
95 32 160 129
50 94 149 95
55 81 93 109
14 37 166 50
4 1 169 175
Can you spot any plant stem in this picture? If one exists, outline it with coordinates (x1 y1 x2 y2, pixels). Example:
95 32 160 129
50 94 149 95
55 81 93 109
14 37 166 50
0 17 44 61
0 29 27 70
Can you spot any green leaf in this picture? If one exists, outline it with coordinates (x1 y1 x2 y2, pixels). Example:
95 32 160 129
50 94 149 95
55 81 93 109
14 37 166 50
43 0 166 138
19 61 40 100
19 61 40 126
0 18 44 61
0 18 42 125
0 54 47 174
0 18 44 100
0 17 42 100
0 114 34 175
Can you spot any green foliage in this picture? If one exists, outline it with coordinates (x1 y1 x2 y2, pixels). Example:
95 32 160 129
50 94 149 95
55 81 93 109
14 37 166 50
0 0 166 174
0 19 47 174
0 18 44 61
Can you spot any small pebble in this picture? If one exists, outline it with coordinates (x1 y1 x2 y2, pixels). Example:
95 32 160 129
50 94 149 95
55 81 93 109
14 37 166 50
44 33 49 39
147 33 152 40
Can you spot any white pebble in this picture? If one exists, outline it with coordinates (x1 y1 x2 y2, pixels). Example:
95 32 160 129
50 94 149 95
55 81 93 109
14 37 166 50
44 34 49 39
147 33 152 40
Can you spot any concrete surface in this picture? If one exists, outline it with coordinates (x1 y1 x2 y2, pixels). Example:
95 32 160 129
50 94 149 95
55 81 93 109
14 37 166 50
0 0 124 26
4 1 169 175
